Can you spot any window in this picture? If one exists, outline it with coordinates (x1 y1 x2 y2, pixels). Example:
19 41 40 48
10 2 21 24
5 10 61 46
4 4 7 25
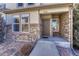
22 24 28 32
51 18 59 32
13 24 19 31
17 3 23 7
13 15 20 32
12 14 29 33
21 14 29 32
27 3 34 5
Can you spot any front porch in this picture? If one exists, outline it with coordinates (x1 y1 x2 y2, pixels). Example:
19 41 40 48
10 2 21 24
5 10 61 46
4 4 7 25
40 12 71 42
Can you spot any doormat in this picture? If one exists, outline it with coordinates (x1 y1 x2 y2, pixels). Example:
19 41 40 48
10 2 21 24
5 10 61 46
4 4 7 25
42 36 48 38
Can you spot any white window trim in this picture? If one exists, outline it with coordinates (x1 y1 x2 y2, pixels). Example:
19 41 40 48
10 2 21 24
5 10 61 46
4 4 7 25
12 13 30 33
21 13 30 33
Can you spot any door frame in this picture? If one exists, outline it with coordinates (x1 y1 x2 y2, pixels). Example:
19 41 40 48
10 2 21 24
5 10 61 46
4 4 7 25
40 14 60 37
50 16 60 37
50 18 53 36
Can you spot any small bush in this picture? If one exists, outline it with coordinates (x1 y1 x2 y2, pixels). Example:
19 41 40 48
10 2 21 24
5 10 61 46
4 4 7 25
19 44 33 56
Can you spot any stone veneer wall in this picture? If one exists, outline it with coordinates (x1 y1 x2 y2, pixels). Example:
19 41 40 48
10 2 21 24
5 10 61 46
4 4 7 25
6 10 40 42
6 24 40 42
60 12 70 41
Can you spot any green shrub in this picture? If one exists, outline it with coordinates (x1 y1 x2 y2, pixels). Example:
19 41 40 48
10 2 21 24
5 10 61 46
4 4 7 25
73 5 79 49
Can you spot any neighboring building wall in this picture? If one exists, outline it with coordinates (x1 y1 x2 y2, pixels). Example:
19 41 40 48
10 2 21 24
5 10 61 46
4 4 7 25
5 3 64 10
5 3 41 10
6 3 17 10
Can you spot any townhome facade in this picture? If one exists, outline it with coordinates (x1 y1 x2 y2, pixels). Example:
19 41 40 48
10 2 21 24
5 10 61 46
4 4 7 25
0 3 73 46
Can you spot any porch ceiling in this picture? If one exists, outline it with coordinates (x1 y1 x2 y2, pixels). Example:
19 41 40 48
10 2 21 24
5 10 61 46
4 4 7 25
3 3 73 14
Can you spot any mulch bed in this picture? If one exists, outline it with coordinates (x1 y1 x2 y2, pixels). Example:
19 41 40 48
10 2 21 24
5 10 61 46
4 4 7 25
56 46 73 56
0 41 35 56
73 48 79 56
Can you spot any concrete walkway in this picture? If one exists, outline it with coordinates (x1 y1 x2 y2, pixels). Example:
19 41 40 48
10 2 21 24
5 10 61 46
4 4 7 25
49 37 70 48
30 37 74 56
30 40 59 56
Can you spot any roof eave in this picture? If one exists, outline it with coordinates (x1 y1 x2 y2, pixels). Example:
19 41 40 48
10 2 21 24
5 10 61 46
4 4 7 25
3 3 73 14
